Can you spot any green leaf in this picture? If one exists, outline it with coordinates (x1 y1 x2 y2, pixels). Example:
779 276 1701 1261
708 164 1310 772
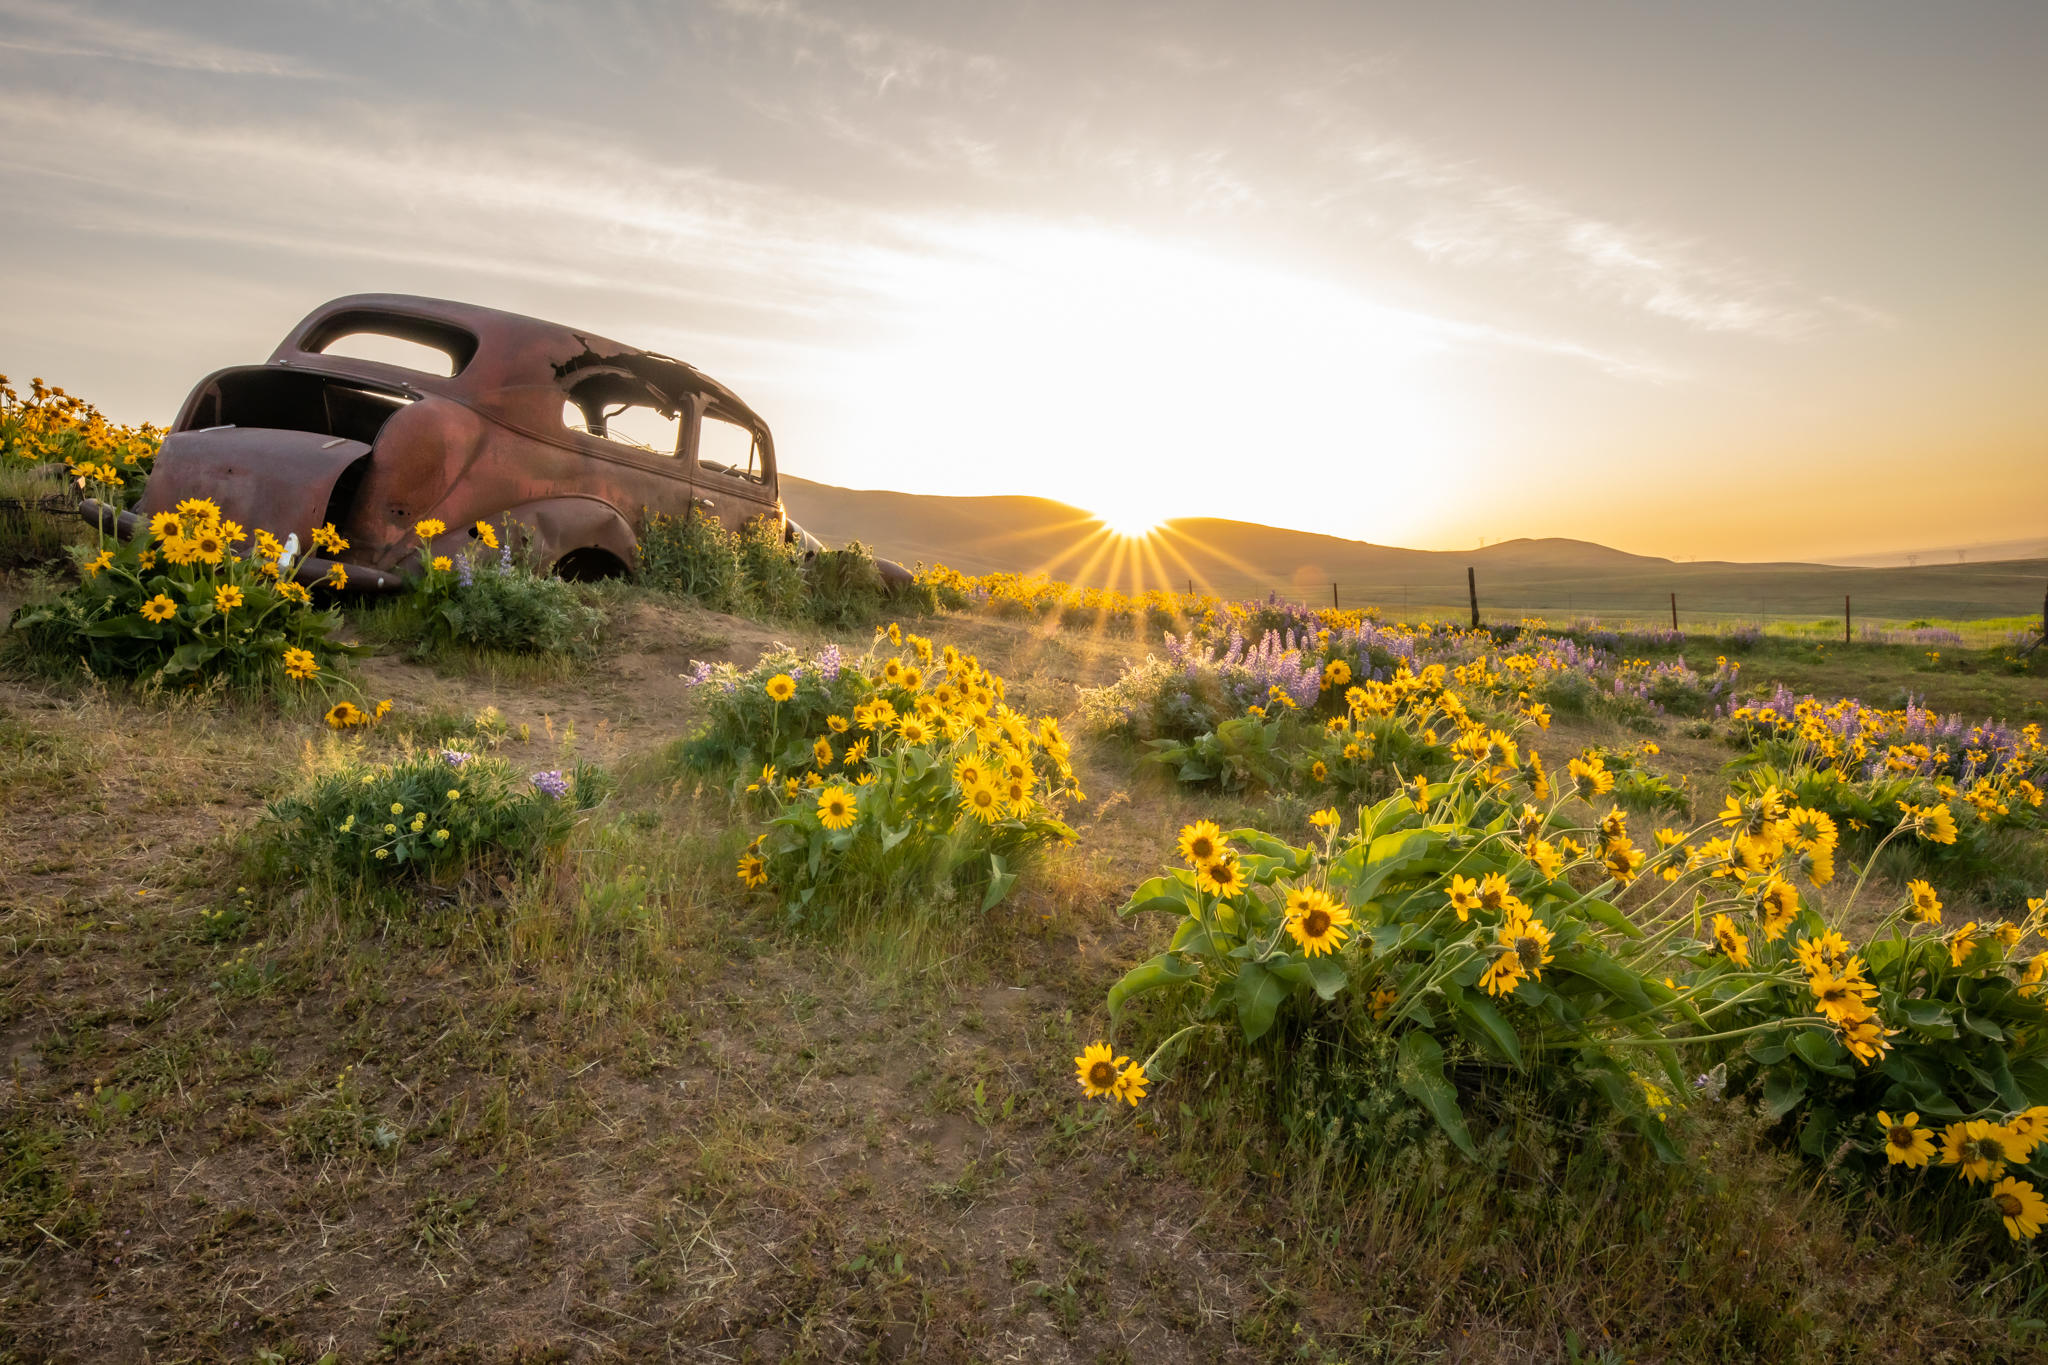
980 853 1018 912
1789 1028 1853 1078
1550 947 1653 1012
1106 952 1199 1018
1305 953 1350 1001
1395 1030 1476 1157
1960 1011 2007 1042
1233 961 1288 1043
1897 998 1957 1039
1451 991 1523 1068
1573 897 1644 940
1121 875 1194 918
1762 1067 1808 1121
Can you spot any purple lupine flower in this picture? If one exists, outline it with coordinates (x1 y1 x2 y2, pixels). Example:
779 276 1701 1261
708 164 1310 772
817 642 842 681
530 769 570 799
440 749 473 768
498 541 513 575
456 553 474 588
681 660 714 686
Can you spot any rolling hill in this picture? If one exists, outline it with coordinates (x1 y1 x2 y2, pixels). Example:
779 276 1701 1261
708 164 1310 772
779 476 2048 628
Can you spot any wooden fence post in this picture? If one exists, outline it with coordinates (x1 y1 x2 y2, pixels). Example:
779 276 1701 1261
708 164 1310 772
1845 594 1851 644
1332 582 1339 610
1670 592 1678 631
1467 567 1479 628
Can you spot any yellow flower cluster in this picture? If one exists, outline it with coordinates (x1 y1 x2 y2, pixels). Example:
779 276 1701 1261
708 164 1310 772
0 373 162 481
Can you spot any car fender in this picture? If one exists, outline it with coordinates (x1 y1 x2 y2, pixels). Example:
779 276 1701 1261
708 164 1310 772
497 496 638 575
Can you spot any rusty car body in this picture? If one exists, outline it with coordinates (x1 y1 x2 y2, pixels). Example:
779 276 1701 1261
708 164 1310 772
87 293 855 590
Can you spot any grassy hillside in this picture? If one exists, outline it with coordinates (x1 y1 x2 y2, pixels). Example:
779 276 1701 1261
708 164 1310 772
782 475 2048 630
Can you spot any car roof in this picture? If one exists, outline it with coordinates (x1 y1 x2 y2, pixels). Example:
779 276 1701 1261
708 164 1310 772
270 292 768 433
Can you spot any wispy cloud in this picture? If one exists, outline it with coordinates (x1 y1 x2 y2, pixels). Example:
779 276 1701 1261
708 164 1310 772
715 0 1002 96
0 0 326 77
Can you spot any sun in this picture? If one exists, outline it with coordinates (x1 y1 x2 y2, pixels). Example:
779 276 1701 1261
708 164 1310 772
1093 502 1160 538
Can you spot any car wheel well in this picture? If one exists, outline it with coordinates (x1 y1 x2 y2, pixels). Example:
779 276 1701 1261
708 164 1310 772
553 546 629 581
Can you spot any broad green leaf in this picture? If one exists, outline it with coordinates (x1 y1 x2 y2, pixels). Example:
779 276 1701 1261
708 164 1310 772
980 853 1018 911
1306 954 1350 1001
1234 961 1288 1043
1451 991 1522 1068
1897 998 1957 1038
1573 897 1644 940
1550 947 1653 1012
1762 1067 1808 1120
1789 1028 1853 1078
1395 1030 1476 1157
1107 952 1199 1018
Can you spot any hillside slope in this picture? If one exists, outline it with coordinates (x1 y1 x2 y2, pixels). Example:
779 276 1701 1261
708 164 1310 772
779 476 2048 624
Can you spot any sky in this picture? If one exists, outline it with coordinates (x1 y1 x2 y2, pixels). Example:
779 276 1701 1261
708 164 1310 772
1 0 2043 564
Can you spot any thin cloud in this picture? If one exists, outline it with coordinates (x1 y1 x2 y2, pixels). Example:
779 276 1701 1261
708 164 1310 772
0 0 327 77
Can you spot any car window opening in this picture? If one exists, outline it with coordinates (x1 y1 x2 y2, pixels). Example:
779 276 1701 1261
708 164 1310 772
698 413 764 484
301 310 478 377
184 369 412 445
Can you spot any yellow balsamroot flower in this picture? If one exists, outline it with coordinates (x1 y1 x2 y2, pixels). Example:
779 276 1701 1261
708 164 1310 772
1176 820 1224 866
1074 1041 1124 1099
325 562 348 589
1197 855 1245 898
431 555 452 572
175 496 221 520
1949 922 1982 968
1992 1177 2048 1241
1808 965 1878 1026
414 518 447 538
826 714 849 733
1478 951 1524 998
1906 879 1942 923
1877 1111 1935 1167
2023 952 2048 996
1310 760 1328 783
282 647 319 681
148 510 185 542
83 549 113 577
1567 755 1613 798
843 736 870 766
1599 806 1628 840
1943 1120 2027 1183
1283 887 1352 957
1309 808 1340 833
1793 931 1852 977
1446 874 1480 922
1476 872 1512 912
1526 839 1562 879
959 780 1003 825
324 701 364 730
277 581 312 604
1498 909 1555 982
1759 878 1800 941
311 522 349 554
764 673 796 703
1785 807 1838 853
1712 913 1751 968
1322 658 1351 689
897 716 931 746
191 526 226 564
213 584 243 612
1002 775 1032 812
1601 838 1644 885
1369 984 1398 1020
1408 774 1427 811
1112 1061 1148 1106
140 594 177 623
474 520 499 549
812 736 834 767
736 851 769 889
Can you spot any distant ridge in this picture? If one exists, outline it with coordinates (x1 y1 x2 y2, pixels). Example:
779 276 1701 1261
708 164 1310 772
778 475 2048 624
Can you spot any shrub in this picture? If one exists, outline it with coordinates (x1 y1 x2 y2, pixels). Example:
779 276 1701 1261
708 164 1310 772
738 515 806 618
1081 757 2048 1249
405 520 605 656
6 499 352 689
639 510 891 625
637 509 747 613
260 743 605 885
802 541 888 628
683 624 1083 930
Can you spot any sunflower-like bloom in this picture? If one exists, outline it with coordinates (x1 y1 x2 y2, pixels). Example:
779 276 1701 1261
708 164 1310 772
148 510 185 542
1284 887 1352 957
1759 878 1800 941
815 785 857 831
413 518 447 539
1905 878 1942 924
1197 855 1245 898
1499 909 1555 982
736 851 769 889
1112 1062 1149 1106
843 736 870 766
325 562 348 589
1309 807 1340 833
764 673 796 703
139 594 176 623
324 701 364 730
1445 874 1480 922
213 584 243 612
1601 838 1644 885
1711 913 1750 968
826 714 849 733
1525 839 1562 878
1878 1111 1935 1167
897 717 931 746
1177 820 1223 866
1949 922 1981 968
474 520 499 549
1941 1120 2027 1183
1808 964 1878 1025
1476 872 1512 912
1567 756 1613 798
1478 953 1524 998
2007 1106 2048 1156
1074 1042 1125 1099
1408 774 1427 811
1992 1177 2048 1240
959 780 1003 825
282 646 319 681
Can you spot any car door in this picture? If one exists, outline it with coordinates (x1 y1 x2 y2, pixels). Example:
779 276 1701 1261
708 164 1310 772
689 402 777 534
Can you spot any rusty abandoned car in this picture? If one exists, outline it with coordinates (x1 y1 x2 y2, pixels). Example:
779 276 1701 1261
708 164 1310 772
85 293 884 590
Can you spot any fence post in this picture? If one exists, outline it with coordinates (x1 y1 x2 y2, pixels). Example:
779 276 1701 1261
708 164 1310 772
1845 594 1851 644
1670 592 1678 631
1332 582 1339 610
1468 566 1479 628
